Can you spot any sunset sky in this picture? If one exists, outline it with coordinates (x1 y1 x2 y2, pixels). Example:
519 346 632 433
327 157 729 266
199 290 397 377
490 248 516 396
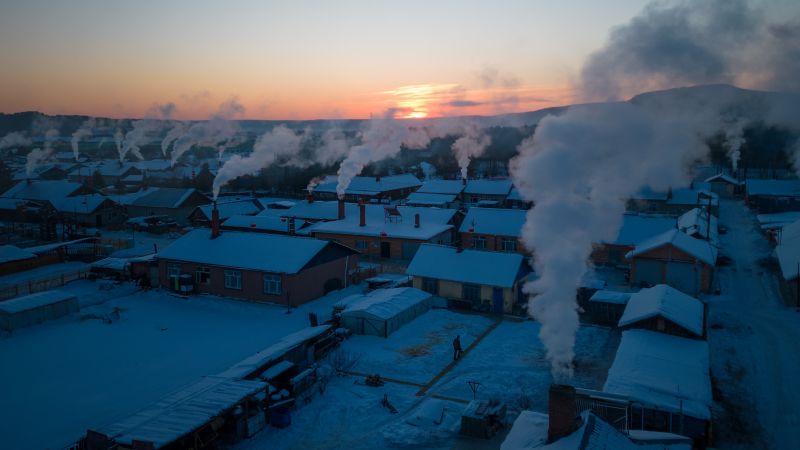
1 0 656 120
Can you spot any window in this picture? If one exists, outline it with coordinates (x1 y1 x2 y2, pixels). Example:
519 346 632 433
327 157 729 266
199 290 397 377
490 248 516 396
167 263 181 278
195 266 211 284
501 238 517 252
263 274 282 295
224 270 242 290
463 284 481 302
355 240 369 250
422 277 438 295
472 235 486 250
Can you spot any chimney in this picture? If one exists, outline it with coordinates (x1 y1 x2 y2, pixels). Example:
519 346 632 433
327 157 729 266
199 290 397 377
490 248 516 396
359 201 366 227
338 198 345 220
375 174 381 183
462 177 467 186
288 217 296 235
414 213 420 228
211 201 220 239
306 193 314 204
547 384 580 443
667 186 673 200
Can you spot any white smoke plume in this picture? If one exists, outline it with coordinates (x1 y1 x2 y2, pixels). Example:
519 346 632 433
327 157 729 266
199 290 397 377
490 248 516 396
161 122 188 156
97 137 108 149
170 98 245 166
306 175 327 194
451 123 492 180
71 118 96 160
114 128 124 159
420 161 436 181
723 119 747 171
511 103 703 379
120 103 176 162
335 111 432 198
0 131 32 150
25 129 60 176
212 125 304 199
513 0 800 379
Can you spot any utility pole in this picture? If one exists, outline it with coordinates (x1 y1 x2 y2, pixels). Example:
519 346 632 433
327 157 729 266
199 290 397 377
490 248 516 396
705 194 712 241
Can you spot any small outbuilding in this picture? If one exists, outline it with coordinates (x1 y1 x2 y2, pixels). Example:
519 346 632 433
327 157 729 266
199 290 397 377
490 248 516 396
582 290 631 325
337 287 433 337
704 173 741 197
0 290 79 331
618 284 706 339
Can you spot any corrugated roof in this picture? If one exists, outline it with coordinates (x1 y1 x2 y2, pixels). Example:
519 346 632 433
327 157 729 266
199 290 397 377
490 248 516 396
340 287 431 320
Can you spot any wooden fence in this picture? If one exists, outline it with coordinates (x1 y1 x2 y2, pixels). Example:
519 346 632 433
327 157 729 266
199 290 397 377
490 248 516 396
0 269 90 301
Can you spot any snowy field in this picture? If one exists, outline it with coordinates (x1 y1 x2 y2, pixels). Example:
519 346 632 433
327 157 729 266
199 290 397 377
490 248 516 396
429 321 619 409
346 309 495 384
0 280 364 450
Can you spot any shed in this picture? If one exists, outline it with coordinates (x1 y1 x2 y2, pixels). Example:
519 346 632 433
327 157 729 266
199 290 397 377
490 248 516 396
338 287 433 337
583 290 631 325
0 290 79 331
618 285 706 339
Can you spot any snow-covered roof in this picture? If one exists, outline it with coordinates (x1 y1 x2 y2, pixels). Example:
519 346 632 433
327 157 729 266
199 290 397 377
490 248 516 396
24 237 96 254
0 245 37 264
677 208 718 245
90 257 130 271
746 179 800 197
506 187 524 201
313 174 421 195
756 211 800 231
71 161 137 178
464 179 513 196
192 198 262 221
222 215 309 235
406 244 525 288
460 207 527 237
2 180 85 201
666 188 718 207
618 285 704 337
157 229 336 274
626 229 717 265
776 237 800 281
50 195 114 214
218 325 332 379
589 290 631 305
609 214 676 246
604 329 711 420
704 173 741 185
133 159 176 172
339 287 431 320
0 290 77 315
779 218 800 244
405 192 457 206
130 187 208 209
309 204 455 240
630 187 669 201
101 375 266 448
416 179 465 195
501 411 691 450
277 200 360 221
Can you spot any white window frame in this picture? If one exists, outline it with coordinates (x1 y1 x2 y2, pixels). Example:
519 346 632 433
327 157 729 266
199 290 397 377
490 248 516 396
501 238 517 252
472 235 486 250
263 273 282 295
224 269 242 290
195 266 211 284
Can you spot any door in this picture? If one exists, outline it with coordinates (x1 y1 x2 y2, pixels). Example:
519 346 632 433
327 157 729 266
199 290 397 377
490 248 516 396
634 260 662 287
492 287 504 314
380 242 391 258
666 261 698 295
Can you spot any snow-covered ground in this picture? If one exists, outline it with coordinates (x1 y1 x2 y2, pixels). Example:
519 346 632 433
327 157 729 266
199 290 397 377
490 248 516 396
0 281 364 450
708 199 800 449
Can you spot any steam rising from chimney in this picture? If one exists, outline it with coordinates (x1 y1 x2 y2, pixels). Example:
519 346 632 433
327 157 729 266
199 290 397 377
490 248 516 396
170 97 245 166
212 125 305 199
723 119 746 171
26 129 60 176
0 132 31 150
71 118 95 161
120 103 176 162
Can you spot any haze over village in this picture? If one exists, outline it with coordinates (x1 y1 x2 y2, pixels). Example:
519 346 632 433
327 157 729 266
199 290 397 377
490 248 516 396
1 1 799 449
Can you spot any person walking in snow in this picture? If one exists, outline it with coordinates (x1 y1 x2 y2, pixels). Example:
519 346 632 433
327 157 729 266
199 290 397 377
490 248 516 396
453 335 463 360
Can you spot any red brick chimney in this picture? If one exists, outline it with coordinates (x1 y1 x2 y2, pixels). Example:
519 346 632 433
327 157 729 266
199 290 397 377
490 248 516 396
338 198 345 220
211 201 220 239
306 193 314 204
547 384 580 443
359 201 366 227
414 213 420 228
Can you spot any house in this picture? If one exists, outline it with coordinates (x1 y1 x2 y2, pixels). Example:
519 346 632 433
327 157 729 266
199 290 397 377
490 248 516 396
745 179 800 213
462 179 513 206
221 214 310 236
310 202 457 260
13 163 77 181
0 197 51 224
459 207 528 253
407 179 465 208
592 213 676 266
123 187 210 225
626 187 670 213
2 180 95 201
603 329 712 445
188 197 263 227
50 195 123 227
704 173 741 197
156 226 359 306
68 161 141 185
775 219 800 305
336 287 433 337
503 187 532 209
501 408 691 450
406 244 529 314
0 245 45 276
618 285 706 339
626 229 717 294
311 174 422 202
279 199 360 223
581 289 631 325
416 179 465 196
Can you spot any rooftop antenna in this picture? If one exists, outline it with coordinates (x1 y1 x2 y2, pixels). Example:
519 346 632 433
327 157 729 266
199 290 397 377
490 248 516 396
467 380 481 400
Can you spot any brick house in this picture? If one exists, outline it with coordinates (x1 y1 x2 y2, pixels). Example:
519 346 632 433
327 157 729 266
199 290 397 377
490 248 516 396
156 226 359 306
591 213 675 266
459 207 528 254
626 229 717 295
